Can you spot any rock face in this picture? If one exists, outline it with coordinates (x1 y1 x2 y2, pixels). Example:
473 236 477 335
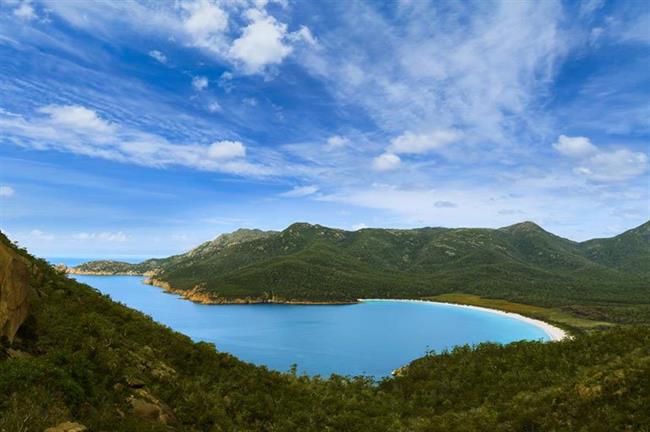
0 240 31 343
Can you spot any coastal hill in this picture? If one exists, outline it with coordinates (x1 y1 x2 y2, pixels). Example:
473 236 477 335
72 220 650 309
2 230 650 430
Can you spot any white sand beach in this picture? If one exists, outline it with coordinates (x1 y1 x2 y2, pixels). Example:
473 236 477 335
359 298 568 342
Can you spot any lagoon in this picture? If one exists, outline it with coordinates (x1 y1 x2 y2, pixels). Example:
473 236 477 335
70 273 551 377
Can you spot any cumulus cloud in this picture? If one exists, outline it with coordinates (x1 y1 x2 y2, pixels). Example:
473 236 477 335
372 153 401 171
325 135 349 150
0 185 15 197
38 105 114 134
207 140 246 159
180 0 229 51
554 135 648 182
207 101 222 112
13 1 36 20
280 185 319 197
229 9 293 73
192 75 209 91
227 8 315 74
148 50 168 63
553 135 597 158
388 130 460 155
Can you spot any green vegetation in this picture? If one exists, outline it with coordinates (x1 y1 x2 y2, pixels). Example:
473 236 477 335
75 220 650 312
2 231 650 431
427 293 612 332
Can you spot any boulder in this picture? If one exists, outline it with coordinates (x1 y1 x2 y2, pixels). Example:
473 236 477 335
128 389 175 425
44 421 88 432
126 376 145 388
7 348 31 358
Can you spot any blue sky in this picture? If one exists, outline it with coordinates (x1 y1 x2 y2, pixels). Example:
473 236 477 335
0 0 648 257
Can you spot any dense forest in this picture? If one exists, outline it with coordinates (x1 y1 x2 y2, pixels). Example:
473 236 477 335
1 231 650 431
73 221 650 323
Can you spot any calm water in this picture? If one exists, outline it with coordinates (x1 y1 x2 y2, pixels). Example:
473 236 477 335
69 273 550 378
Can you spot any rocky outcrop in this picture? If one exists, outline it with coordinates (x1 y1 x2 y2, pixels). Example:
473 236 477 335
44 421 88 432
0 240 31 343
128 388 175 424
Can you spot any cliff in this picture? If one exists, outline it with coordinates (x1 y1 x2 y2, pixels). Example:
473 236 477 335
0 236 32 343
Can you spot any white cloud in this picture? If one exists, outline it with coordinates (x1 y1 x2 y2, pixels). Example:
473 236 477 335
181 0 229 51
207 101 222 112
38 105 114 134
287 25 317 46
0 106 279 176
553 135 597 158
28 229 55 241
351 223 367 231
13 2 36 20
303 1 567 148
325 135 349 150
280 185 319 197
229 9 293 73
207 140 246 160
554 135 648 182
579 0 605 17
372 153 401 171
218 71 234 92
148 50 168 63
388 130 460 155
575 149 648 182
74 231 129 242
40 0 313 75
192 75 209 91
0 185 15 197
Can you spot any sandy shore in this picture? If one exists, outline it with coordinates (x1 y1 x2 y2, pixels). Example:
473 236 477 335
359 298 568 341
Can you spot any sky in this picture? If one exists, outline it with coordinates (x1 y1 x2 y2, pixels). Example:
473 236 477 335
0 0 648 257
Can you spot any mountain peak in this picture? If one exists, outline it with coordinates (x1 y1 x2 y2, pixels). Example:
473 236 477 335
500 220 545 232
285 222 319 232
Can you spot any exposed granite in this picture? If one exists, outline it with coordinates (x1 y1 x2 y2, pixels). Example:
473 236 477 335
0 240 31 343
144 277 356 305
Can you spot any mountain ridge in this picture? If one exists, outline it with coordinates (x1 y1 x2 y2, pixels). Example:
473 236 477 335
70 220 650 307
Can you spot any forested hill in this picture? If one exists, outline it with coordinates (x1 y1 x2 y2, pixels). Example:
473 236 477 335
73 220 650 307
2 231 650 430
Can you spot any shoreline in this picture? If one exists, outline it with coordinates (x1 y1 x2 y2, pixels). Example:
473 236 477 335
359 298 568 341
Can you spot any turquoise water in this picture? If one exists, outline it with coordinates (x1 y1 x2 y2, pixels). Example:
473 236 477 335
70 273 550 378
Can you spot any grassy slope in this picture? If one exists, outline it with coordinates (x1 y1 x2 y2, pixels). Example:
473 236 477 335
2 232 650 431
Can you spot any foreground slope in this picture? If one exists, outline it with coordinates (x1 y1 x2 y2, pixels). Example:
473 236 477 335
2 232 650 431
73 221 650 308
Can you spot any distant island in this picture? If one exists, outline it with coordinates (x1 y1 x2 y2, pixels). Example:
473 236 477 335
68 220 650 328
